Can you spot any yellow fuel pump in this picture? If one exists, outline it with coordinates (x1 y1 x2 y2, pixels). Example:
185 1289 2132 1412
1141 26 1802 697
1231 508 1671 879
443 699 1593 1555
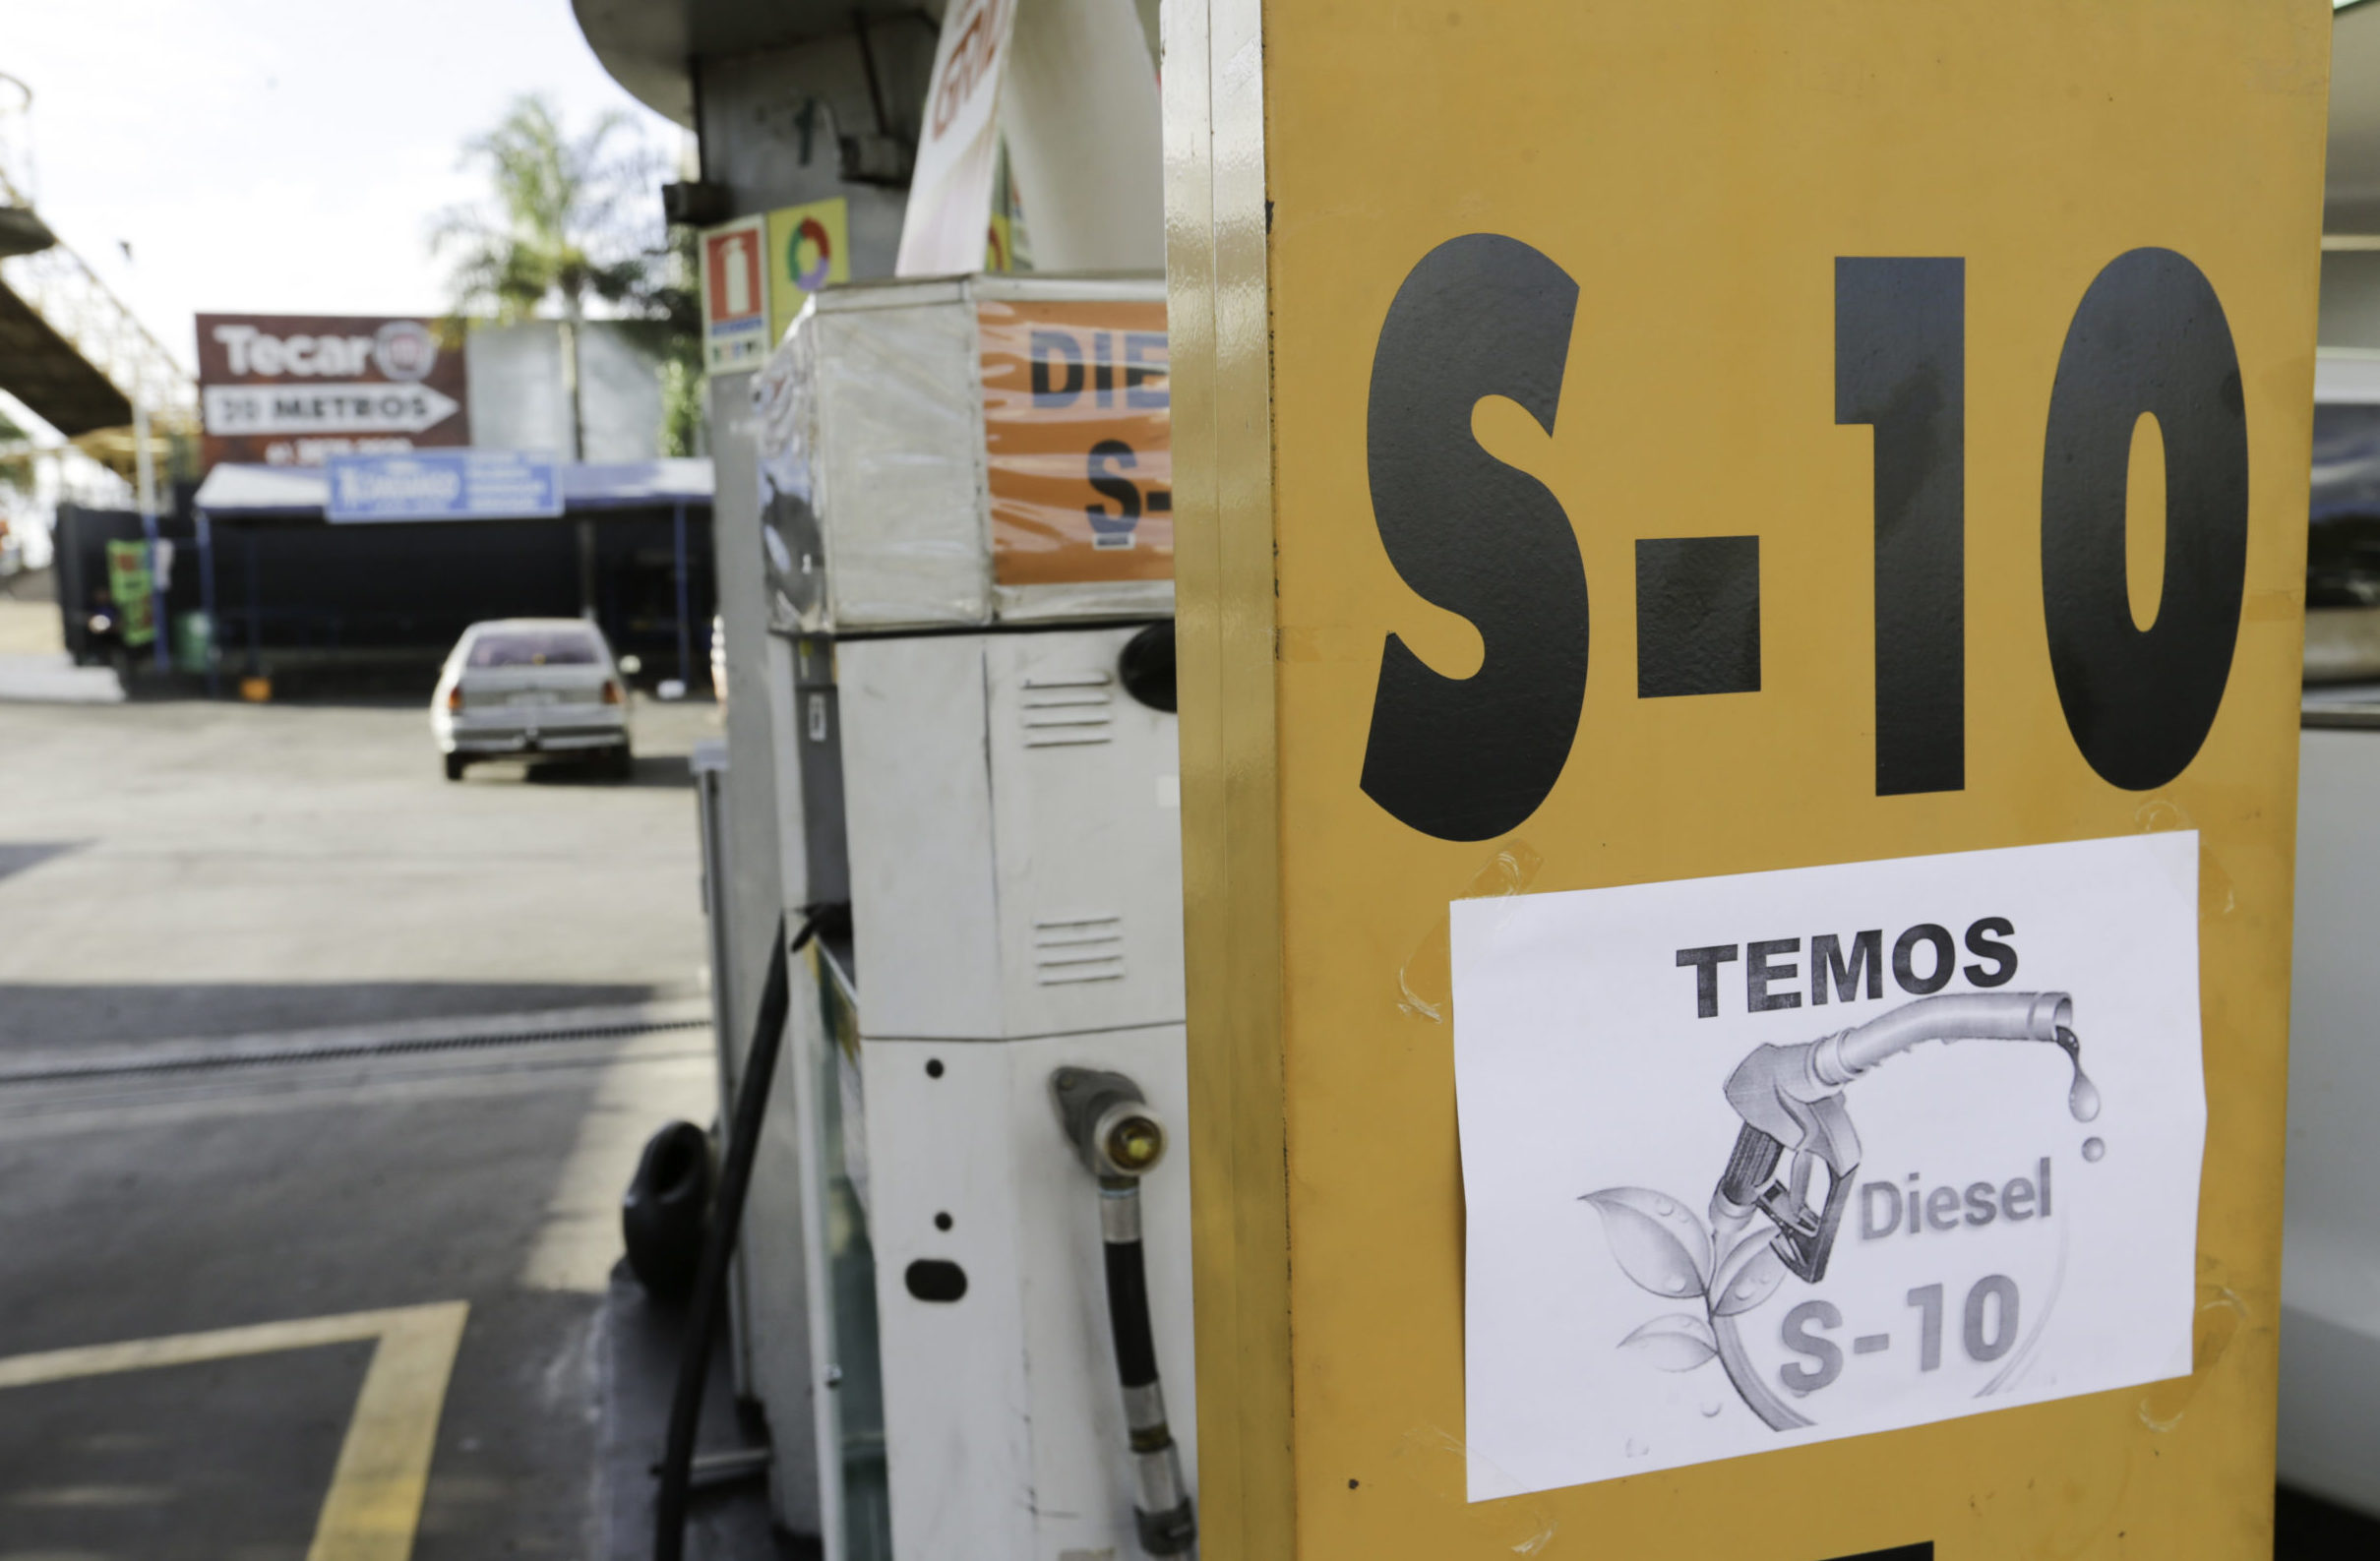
1166 4 2330 1558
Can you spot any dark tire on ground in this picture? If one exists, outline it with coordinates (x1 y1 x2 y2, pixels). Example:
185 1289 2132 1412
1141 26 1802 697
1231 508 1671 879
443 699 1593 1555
607 743 635 782
623 1120 712 1299
444 752 467 782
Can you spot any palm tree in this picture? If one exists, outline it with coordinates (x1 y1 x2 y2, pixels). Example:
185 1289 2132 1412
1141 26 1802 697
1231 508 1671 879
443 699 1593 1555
433 95 660 458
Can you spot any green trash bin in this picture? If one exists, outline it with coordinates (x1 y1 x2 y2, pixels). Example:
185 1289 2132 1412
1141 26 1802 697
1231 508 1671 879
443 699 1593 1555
171 611 214 676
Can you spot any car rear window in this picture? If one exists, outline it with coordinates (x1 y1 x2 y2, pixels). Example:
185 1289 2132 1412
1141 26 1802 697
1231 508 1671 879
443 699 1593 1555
467 630 603 668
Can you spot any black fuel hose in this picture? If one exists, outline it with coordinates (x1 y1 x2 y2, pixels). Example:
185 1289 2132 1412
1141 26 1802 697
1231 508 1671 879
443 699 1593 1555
654 906 836 1561
1054 1067 1195 1556
1100 1176 1196 1555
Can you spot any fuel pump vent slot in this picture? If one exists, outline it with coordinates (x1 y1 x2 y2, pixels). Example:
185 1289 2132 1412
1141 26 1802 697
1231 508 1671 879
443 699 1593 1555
1035 916 1127 985
1040 964 1127 986
1022 674 1116 747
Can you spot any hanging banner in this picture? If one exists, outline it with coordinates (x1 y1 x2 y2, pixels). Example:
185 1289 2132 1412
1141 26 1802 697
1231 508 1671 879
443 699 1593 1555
998 0 1163 270
979 298 1171 585
105 540 154 648
896 0 1017 276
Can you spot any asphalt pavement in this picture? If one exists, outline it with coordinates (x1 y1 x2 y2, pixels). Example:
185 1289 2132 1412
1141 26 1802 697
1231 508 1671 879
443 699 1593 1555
0 689 772 1558
1 604 2371 1559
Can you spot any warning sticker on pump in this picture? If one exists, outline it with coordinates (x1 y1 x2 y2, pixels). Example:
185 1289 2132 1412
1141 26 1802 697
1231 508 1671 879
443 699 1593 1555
1450 833 2203 1499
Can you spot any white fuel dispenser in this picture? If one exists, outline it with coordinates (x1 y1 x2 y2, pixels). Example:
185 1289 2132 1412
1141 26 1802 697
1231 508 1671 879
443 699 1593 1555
746 271 1193 1561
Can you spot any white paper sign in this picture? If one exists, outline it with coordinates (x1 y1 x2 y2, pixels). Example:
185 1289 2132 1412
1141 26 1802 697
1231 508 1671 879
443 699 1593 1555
1452 834 2204 1499
896 0 1017 276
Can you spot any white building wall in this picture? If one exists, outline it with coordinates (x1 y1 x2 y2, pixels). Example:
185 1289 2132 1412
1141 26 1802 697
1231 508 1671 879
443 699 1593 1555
2320 252 2380 350
464 321 665 461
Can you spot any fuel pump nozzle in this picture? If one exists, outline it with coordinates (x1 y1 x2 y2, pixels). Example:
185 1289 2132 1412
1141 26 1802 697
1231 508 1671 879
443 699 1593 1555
1713 991 2077 1284
1053 1067 1196 1557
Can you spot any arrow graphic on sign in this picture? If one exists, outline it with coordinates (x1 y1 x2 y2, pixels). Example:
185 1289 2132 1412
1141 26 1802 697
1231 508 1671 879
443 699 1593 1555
202 383 462 438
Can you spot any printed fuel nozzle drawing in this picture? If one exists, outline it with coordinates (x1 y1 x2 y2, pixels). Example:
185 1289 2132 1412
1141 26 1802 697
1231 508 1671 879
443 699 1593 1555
1583 991 2098 1431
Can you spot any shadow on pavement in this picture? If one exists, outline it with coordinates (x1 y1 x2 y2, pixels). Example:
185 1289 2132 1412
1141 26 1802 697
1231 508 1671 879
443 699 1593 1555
2277 1485 2380 1558
0 840 90 883
512 753 695 790
0 1340 369 1559
0 982 670 1051
602 1263 814 1561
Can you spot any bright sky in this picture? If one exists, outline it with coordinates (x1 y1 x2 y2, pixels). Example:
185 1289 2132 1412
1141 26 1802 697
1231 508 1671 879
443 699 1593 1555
1 0 681 376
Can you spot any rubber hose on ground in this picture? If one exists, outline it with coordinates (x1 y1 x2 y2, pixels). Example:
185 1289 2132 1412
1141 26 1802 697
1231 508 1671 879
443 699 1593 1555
652 907 831 1561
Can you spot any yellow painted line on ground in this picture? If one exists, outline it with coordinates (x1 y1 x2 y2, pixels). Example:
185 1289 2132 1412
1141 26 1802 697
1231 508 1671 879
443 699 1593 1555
0 1300 470 1561
305 1302 468 1561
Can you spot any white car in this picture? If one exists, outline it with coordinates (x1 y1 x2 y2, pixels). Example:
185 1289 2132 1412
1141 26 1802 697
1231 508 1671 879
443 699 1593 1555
431 619 632 782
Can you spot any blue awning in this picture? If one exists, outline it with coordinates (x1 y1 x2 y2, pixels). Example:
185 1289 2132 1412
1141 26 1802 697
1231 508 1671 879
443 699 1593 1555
193 456 714 519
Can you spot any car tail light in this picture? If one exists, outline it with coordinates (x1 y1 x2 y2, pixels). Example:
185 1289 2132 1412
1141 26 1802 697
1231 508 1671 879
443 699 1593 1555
446 686 462 712
602 680 623 705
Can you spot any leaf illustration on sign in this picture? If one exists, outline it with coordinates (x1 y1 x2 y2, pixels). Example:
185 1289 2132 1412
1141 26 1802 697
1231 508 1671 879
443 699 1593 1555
1586 1184 1800 1427
1578 994 2106 1436
1580 1188 1710 1298
1711 1232 1791 1318
1618 1314 1719 1371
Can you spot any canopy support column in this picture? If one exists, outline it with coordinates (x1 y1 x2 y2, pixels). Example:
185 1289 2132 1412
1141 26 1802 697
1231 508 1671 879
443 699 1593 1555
197 510 219 699
243 525 262 681
673 501 693 690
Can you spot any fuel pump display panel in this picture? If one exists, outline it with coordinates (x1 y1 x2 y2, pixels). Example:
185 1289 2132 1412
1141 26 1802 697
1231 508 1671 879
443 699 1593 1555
1167 3 2328 1560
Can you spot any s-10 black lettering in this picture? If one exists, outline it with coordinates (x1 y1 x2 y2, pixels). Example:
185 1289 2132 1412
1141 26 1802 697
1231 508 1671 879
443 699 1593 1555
1360 243 2248 842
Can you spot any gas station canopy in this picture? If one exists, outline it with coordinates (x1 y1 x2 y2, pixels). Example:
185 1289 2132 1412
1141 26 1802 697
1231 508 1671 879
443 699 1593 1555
569 0 933 126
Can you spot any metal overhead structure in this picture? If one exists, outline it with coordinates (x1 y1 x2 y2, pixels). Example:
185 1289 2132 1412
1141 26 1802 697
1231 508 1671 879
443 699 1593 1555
0 72 196 446
0 245 197 439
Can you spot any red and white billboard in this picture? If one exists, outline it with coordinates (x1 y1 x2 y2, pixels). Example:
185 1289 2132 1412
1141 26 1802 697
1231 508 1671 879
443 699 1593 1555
195 313 469 471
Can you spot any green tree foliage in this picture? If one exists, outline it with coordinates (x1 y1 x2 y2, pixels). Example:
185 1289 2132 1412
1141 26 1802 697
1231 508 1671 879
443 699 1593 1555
658 357 703 458
646 225 704 457
433 95 699 454
434 94 653 328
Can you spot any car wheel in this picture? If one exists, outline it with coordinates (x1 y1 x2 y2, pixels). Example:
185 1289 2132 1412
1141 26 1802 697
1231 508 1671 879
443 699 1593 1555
444 753 467 782
607 743 635 782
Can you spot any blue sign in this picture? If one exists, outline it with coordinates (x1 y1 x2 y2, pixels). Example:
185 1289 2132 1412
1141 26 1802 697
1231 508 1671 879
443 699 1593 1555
325 450 564 522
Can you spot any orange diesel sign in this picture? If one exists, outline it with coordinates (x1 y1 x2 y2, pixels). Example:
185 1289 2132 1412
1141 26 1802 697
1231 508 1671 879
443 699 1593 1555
980 299 1172 587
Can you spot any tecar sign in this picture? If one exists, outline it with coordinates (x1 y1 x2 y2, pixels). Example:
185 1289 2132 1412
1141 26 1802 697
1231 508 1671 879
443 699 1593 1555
196 313 467 471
